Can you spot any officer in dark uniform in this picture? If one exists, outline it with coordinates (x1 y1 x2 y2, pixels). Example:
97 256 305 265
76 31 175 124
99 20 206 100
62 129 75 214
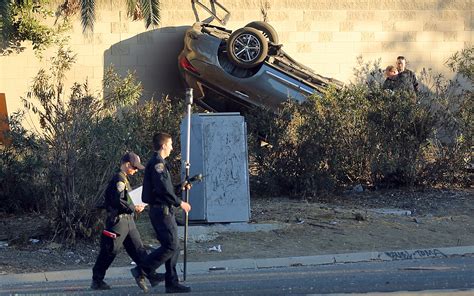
139 132 192 294
91 152 164 292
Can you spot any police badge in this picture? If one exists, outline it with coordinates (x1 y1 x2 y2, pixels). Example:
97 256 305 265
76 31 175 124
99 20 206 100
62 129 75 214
155 163 165 173
116 181 126 192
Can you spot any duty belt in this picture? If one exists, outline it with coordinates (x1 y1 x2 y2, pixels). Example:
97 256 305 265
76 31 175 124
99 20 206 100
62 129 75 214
151 204 172 215
151 204 169 209
118 213 133 219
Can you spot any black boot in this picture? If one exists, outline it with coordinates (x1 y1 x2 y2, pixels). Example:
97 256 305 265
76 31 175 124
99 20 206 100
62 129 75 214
148 272 166 287
130 267 149 293
91 280 111 290
131 266 165 288
165 283 191 293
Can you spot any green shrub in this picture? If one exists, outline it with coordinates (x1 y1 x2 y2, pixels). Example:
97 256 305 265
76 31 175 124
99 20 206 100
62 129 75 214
415 63 472 186
366 88 435 186
2 46 186 245
248 50 472 196
247 84 371 196
0 111 50 213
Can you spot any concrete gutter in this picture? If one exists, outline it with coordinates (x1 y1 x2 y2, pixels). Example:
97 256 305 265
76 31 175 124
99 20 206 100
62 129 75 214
1 245 473 285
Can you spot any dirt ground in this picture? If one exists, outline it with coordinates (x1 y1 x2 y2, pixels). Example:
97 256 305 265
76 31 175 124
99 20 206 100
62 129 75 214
0 188 473 275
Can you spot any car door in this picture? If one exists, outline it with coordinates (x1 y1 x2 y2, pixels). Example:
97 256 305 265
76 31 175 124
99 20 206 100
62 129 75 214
231 62 317 110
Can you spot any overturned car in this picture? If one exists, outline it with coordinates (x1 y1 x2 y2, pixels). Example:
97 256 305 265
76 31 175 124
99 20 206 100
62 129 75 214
178 21 343 113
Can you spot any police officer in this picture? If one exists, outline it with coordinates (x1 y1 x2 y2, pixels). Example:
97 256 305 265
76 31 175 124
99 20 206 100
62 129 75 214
91 152 163 292
140 132 192 293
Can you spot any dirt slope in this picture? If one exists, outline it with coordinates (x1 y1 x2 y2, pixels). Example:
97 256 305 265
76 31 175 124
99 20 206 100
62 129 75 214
0 188 472 274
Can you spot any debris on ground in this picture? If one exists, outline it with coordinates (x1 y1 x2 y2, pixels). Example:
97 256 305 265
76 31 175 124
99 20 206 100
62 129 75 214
354 213 366 221
208 245 222 253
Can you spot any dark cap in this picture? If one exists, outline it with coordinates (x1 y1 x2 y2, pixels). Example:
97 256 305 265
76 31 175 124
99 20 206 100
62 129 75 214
121 152 145 170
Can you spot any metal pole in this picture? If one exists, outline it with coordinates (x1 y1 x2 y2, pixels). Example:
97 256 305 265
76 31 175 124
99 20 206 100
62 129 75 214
183 88 193 281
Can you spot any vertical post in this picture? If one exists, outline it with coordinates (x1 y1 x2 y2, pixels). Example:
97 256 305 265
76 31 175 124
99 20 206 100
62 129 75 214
183 88 193 281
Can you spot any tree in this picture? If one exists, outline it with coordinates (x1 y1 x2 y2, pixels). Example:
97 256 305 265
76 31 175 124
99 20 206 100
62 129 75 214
79 0 161 32
0 0 161 54
0 0 64 55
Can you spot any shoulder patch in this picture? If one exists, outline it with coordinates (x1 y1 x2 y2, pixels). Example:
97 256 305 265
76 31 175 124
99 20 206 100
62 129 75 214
116 181 126 192
155 163 165 173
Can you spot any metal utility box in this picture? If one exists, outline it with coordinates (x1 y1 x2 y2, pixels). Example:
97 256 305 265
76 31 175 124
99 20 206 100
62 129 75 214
181 113 250 223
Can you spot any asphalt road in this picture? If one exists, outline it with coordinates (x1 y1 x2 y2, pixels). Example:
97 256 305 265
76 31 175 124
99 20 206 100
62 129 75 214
1 256 473 295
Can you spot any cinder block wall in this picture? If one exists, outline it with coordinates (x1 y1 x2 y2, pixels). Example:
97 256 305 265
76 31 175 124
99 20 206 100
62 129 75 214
1 0 472 117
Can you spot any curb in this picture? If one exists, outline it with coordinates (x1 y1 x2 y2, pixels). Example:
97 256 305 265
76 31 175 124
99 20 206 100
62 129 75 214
1 245 473 286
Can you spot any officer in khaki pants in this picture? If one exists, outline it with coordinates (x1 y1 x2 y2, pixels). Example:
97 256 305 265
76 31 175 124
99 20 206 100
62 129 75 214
91 152 164 292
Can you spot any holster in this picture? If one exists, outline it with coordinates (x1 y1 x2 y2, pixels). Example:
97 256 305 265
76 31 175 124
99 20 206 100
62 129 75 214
151 204 171 215
106 208 119 227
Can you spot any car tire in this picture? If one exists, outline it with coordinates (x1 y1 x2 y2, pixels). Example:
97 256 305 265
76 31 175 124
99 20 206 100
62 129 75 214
227 27 268 69
245 21 279 43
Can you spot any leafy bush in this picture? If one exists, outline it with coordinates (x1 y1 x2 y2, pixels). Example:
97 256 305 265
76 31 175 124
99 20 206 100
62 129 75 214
366 89 435 186
248 85 371 197
248 49 472 196
118 95 187 183
415 61 472 186
1 46 186 245
0 111 50 213
445 47 473 81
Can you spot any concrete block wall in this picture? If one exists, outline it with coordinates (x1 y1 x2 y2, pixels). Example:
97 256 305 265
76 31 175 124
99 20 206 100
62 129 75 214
0 0 472 118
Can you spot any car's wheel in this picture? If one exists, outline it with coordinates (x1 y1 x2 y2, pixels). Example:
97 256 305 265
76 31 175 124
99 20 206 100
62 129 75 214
245 21 279 43
226 27 268 69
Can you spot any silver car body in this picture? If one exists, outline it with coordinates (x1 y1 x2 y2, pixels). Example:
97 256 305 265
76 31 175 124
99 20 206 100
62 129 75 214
178 22 343 112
